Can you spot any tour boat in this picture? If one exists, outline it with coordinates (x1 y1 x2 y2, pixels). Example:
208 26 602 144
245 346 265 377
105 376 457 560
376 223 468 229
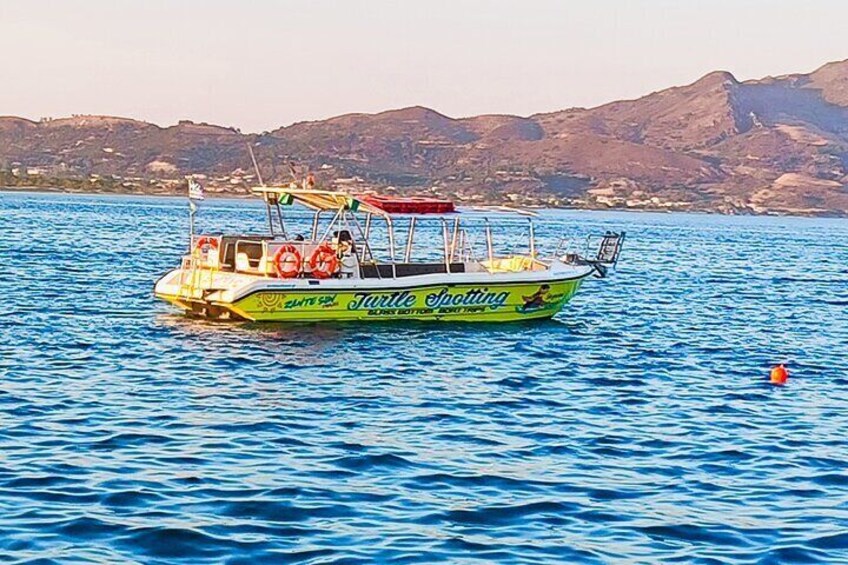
153 187 624 322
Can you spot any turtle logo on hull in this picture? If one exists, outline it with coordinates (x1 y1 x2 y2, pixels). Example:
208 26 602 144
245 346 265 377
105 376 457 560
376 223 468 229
518 285 561 313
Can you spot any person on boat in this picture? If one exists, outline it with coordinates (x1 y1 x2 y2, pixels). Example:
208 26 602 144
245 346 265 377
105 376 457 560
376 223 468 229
330 230 356 278
332 230 355 254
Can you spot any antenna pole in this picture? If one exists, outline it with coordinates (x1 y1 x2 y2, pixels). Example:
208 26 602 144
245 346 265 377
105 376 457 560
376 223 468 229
189 201 196 251
186 176 196 251
529 218 536 259
247 142 265 186
485 219 494 265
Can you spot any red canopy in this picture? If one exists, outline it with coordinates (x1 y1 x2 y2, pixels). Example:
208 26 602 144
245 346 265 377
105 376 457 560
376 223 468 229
358 194 455 214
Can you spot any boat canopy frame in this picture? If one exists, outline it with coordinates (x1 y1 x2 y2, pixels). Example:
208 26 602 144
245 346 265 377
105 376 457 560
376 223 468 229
248 186 548 278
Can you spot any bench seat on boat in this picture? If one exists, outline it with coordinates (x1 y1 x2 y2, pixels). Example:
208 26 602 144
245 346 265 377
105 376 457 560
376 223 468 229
481 256 547 273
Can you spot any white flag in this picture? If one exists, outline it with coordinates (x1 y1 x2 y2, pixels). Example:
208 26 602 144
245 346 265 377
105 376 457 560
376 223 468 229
188 178 204 201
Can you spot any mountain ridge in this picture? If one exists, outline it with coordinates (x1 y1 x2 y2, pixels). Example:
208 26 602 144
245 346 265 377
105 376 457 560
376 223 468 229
3 59 848 216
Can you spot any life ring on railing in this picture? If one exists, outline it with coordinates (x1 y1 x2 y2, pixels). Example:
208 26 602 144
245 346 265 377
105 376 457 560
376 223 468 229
273 245 303 279
194 236 219 254
308 244 340 279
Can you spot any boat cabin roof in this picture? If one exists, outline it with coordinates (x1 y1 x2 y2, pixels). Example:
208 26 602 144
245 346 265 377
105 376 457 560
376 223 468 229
251 186 538 219
252 186 389 217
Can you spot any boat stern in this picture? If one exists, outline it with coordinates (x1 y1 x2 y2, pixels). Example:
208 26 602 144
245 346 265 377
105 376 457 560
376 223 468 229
153 267 256 320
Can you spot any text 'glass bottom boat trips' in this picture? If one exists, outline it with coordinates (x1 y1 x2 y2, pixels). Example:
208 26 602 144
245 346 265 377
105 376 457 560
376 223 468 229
154 186 624 322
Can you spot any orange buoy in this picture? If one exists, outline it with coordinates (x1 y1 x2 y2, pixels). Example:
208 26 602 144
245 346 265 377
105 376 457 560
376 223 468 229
770 364 789 386
273 244 302 279
308 244 340 279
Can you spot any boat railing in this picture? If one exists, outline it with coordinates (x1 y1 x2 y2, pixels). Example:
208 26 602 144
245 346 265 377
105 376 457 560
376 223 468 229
181 202 567 282
455 228 477 263
552 237 575 260
583 232 626 266
179 253 218 298
178 241 220 298
554 232 626 277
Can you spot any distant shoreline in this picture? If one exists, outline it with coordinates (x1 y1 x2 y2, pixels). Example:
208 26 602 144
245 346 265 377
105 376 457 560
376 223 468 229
2 185 846 219
0 184 254 200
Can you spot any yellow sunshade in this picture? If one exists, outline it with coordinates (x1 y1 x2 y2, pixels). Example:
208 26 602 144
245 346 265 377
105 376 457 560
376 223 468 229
252 186 388 217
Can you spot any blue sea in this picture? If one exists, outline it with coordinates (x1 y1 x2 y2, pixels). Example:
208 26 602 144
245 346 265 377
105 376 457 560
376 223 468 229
2 190 848 564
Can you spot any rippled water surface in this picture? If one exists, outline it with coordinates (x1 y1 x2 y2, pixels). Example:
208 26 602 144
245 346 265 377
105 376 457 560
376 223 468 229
2 190 848 564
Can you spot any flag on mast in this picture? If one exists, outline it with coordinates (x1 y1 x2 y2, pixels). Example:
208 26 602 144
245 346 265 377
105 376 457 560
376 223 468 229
188 178 205 201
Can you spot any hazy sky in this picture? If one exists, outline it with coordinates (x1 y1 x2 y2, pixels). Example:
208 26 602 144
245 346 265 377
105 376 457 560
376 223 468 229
1 0 846 132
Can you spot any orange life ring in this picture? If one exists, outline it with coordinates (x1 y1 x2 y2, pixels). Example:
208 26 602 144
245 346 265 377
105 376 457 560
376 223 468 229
195 236 219 253
308 244 340 279
273 244 302 279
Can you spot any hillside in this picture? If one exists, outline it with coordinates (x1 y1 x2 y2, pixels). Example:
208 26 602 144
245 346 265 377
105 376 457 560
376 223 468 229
3 59 848 215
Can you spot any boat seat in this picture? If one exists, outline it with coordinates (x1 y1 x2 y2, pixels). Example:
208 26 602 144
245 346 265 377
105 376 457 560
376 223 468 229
235 252 252 273
481 256 545 273
235 252 270 275
219 235 275 271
